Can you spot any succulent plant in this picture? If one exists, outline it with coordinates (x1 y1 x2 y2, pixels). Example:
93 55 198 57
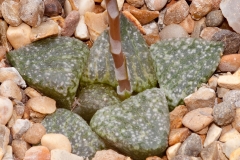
7 36 89 110
72 83 121 122
80 14 157 93
150 38 223 110
90 88 169 160
42 108 106 159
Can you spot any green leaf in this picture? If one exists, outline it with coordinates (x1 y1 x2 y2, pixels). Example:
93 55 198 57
7 36 89 109
150 38 223 110
81 14 157 93
42 108 106 159
90 88 169 160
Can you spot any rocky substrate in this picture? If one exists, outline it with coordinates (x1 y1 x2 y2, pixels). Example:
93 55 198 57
0 0 240 159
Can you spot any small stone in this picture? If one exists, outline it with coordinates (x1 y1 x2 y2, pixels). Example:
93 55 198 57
29 109 46 123
220 0 240 34
222 138 240 158
196 126 209 135
170 105 188 129
101 0 124 11
74 16 90 40
166 143 181 160
208 75 218 91
92 149 130 160
218 54 240 72
0 125 10 160
189 0 213 20
1 0 22 27
145 0 167 11
11 119 30 140
168 128 191 146
0 67 26 88
57 0 65 7
24 87 42 98
177 133 203 157
0 96 13 125
179 15 195 34
7 101 25 128
41 133 71 152
12 139 31 159
75 0 95 16
232 108 240 133
213 101 235 126
184 86 216 111
191 17 206 38
172 155 192 160
143 33 160 46
200 27 221 40
212 0 221 10
51 149 84 160
44 0 62 17
61 10 80 36
84 11 108 41
205 10 224 27
6 23 32 49
23 123 46 145
126 0 144 8
2 145 13 160
182 107 213 132
26 96 56 114
220 124 233 138
123 3 159 25
143 22 159 35
0 19 12 51
0 46 6 61
159 24 188 40
217 87 230 98
218 70 240 90
30 20 59 42
220 128 240 143
158 8 167 31
203 123 222 147
211 29 240 54
19 0 45 27
23 146 51 160
223 90 240 105
164 0 189 25
146 156 162 160
230 148 240 160
0 80 22 101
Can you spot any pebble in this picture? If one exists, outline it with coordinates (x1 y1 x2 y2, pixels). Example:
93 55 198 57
223 138 240 158
191 17 206 38
218 70 240 90
0 67 26 88
164 0 189 25
176 133 203 157
0 80 22 101
74 16 90 40
23 146 51 160
75 0 95 16
145 0 167 11
0 46 6 61
11 119 30 140
44 0 62 17
168 128 191 146
220 0 240 34
146 156 162 160
26 96 56 114
84 11 108 41
24 87 42 98
92 149 130 160
213 101 235 126
166 143 181 160
172 155 192 160
208 75 218 91
51 149 84 160
196 126 209 135
143 22 159 35
184 86 216 111
205 10 224 27
6 23 32 49
232 108 240 132
0 96 13 125
169 105 188 129
182 107 213 132
7 101 25 128
30 20 59 42
41 133 71 152
23 123 46 145
230 148 240 160
157 8 167 31
200 27 221 40
0 125 10 160
203 123 222 147
2 145 13 160
219 128 240 143
61 10 80 37
223 90 240 105
101 0 124 11
211 29 240 54
217 87 230 98
200 141 227 160
29 109 46 123
218 54 240 72
159 24 188 40
57 0 65 7
212 0 221 10
179 15 195 34
126 0 144 8
12 139 31 159
143 34 160 46
123 3 159 25
19 0 45 27
0 19 12 52
1 0 22 27
189 0 213 20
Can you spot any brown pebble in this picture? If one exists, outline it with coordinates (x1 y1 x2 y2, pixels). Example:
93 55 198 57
61 10 80 36
218 54 240 72
170 105 188 129
23 123 46 144
44 0 62 17
23 146 51 160
12 139 31 159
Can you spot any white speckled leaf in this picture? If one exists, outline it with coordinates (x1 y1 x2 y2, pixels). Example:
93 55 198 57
7 37 89 109
150 38 223 110
81 14 157 93
90 88 169 160
42 108 106 159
